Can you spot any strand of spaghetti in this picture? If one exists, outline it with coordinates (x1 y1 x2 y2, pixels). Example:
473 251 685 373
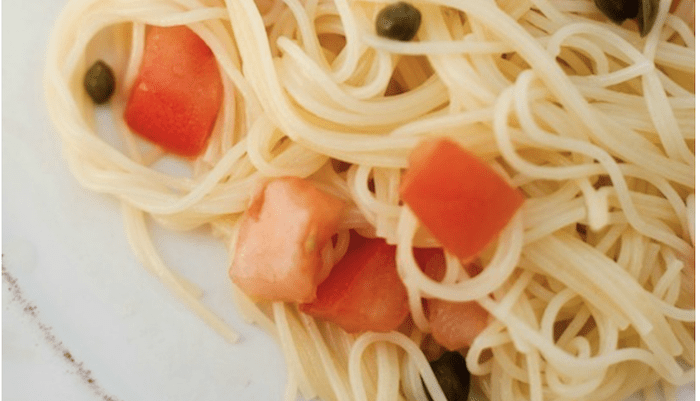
364 33 514 55
374 342 402 401
501 73 693 255
122 21 145 99
120 202 202 298
353 165 401 217
641 0 695 166
493 270 535 319
566 234 686 351
654 250 686 300
121 202 239 343
394 206 430 330
272 302 316 399
420 3 497 105
326 0 362 82
245 116 328 177
491 345 527 383
298 313 353 401
277 37 448 118
348 332 448 401
668 320 695 361
441 0 694 189
278 58 414 127
555 306 592 349
400 353 429 401
522 238 639 331
543 354 607 398
538 288 577 341
575 178 609 231
346 165 380 229
211 63 237 159
44 0 695 400
344 48 396 100
279 0 325 66
567 60 654 87
479 295 692 385
522 202 586 244
397 204 524 301
229 282 276 334
515 70 691 232
665 14 695 48
466 324 510 376
283 372 299 401
118 6 231 25
525 348 543 401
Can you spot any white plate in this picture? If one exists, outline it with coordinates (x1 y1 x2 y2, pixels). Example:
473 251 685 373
3 2 289 400
2 1 694 401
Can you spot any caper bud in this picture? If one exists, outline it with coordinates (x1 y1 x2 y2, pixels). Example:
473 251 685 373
375 2 421 42
422 351 471 401
594 0 639 23
636 0 659 36
84 60 115 104
594 0 659 37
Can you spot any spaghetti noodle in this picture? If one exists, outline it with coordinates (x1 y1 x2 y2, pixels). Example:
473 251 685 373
44 0 695 400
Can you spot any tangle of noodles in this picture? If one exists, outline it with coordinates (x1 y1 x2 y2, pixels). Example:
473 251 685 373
44 0 695 399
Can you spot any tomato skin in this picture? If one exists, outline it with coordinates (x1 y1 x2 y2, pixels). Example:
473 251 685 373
400 138 524 262
300 232 409 333
124 25 223 157
229 177 346 303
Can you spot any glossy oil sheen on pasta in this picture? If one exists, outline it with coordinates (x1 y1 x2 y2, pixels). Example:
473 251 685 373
43 0 695 400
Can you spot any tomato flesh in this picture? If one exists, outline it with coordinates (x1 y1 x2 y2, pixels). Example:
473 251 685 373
400 138 524 261
300 232 409 333
124 25 223 157
416 247 490 350
229 177 346 303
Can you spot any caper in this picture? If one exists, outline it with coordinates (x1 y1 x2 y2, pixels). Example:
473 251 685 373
83 60 115 104
594 0 639 23
636 0 659 36
422 351 471 401
375 2 421 42
593 0 659 37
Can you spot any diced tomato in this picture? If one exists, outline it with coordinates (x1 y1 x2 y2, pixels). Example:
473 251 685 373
414 247 446 279
671 0 695 28
300 232 409 333
400 138 524 262
415 247 490 350
229 177 346 303
428 299 490 351
671 0 683 12
124 25 223 157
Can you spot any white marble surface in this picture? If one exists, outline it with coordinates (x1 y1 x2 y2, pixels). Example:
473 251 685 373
2 1 695 401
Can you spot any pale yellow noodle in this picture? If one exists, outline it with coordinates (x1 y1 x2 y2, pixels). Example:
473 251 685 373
44 0 694 400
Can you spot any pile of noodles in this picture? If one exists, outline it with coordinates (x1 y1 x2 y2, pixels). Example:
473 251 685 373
44 0 695 399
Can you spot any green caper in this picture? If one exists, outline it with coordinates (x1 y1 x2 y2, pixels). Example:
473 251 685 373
594 0 639 23
593 0 659 37
375 2 421 42
422 351 471 401
83 60 115 104
636 0 659 36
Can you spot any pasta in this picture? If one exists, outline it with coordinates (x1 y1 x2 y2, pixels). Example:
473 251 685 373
44 0 695 400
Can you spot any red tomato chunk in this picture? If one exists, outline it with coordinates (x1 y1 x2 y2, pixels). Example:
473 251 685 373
229 177 346 303
428 299 490 351
301 232 409 333
124 25 223 157
400 138 524 262
415 247 490 350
